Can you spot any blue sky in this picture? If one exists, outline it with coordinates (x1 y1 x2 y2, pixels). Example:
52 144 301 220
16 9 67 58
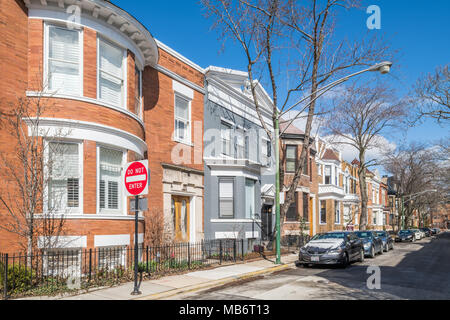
113 0 449 149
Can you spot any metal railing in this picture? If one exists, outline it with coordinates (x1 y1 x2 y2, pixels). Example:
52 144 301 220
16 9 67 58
0 239 249 300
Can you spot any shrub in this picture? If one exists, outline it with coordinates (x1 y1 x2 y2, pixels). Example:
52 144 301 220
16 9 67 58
0 264 36 295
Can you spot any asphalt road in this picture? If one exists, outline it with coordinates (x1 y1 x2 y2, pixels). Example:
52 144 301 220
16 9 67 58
170 231 450 300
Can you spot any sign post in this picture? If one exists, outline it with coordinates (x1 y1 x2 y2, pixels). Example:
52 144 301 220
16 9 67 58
124 160 149 296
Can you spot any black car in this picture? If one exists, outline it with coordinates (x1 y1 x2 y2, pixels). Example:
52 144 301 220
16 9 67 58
297 231 364 268
397 230 415 242
420 228 432 237
374 230 395 251
355 231 383 258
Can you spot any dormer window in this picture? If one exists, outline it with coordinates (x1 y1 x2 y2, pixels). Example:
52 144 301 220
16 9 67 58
46 24 82 96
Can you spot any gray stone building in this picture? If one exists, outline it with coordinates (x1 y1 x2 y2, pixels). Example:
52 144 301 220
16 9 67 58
203 67 276 250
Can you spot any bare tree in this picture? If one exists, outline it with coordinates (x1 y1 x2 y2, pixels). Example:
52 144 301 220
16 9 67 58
384 142 443 229
324 82 408 230
412 64 449 123
201 0 392 233
0 93 69 258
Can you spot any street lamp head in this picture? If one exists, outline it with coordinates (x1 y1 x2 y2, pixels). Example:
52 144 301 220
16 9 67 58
371 61 393 74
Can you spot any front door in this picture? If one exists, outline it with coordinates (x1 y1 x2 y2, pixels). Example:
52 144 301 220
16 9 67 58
261 205 273 240
172 196 190 243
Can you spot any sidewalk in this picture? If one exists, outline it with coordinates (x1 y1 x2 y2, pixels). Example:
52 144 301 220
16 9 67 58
19 253 298 300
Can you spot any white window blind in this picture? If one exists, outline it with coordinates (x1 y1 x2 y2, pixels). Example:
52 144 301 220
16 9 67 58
245 179 255 219
221 122 232 156
219 179 234 218
99 147 123 213
48 142 80 212
48 26 81 95
174 95 190 142
99 39 125 107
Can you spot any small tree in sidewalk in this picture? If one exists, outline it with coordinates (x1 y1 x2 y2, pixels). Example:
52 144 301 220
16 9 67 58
0 92 70 259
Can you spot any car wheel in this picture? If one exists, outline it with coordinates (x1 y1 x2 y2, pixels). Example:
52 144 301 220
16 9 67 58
359 249 365 263
341 253 349 268
370 246 375 258
384 244 388 252
390 242 394 250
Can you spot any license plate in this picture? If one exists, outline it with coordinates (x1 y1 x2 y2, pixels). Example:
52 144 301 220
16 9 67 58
311 256 320 262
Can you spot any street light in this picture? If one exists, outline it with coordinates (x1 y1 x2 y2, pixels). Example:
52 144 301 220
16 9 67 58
273 61 393 265
400 189 438 229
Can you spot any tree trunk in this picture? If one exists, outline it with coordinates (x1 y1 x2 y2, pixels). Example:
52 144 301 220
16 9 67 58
358 155 368 230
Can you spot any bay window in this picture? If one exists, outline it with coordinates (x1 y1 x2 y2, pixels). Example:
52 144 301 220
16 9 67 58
98 38 125 107
135 66 142 118
174 94 191 143
221 122 232 156
235 129 245 158
48 142 81 213
99 147 124 214
46 25 82 95
219 178 234 218
324 165 331 184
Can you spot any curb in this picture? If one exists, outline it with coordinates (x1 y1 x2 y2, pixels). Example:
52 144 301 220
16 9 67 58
135 262 294 300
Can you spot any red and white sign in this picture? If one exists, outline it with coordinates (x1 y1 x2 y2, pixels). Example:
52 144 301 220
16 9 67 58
124 160 149 196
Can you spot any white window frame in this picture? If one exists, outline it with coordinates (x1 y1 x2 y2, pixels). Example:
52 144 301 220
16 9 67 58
245 178 257 219
219 177 235 219
221 121 233 157
97 36 127 109
43 140 84 215
96 144 127 216
173 93 192 145
335 201 341 225
134 64 143 119
44 22 83 96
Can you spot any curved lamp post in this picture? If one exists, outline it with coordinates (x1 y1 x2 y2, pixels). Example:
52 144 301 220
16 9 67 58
274 61 393 264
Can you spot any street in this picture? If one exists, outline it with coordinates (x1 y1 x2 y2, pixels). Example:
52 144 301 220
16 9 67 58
169 232 450 300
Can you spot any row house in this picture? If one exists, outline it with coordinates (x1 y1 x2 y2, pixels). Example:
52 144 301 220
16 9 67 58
203 67 275 251
0 0 206 255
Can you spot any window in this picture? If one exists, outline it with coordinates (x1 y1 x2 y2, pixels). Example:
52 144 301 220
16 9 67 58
46 25 81 95
44 249 81 277
221 122 232 156
320 201 327 224
245 179 256 219
302 193 309 222
335 201 340 224
99 147 123 214
98 246 126 270
134 66 142 117
286 192 298 222
286 146 297 173
174 95 191 143
235 129 245 158
219 178 234 218
335 166 338 185
261 139 271 165
324 165 331 184
48 142 80 213
98 38 125 107
373 213 377 225
318 163 321 175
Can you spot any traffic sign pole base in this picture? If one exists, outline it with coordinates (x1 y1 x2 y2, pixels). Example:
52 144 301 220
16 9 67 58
131 289 142 296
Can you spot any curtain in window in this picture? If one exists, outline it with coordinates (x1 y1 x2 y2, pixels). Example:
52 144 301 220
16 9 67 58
245 179 255 219
48 26 80 95
175 95 190 141
99 39 124 106
99 147 123 213
219 179 234 218
48 142 79 212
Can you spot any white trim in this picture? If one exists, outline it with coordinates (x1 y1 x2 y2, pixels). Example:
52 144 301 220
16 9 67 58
215 232 239 239
156 64 205 94
210 219 261 223
245 231 259 239
211 170 259 181
190 196 196 243
94 234 130 247
173 90 192 145
25 117 147 156
26 91 144 127
38 236 87 249
133 233 144 245
173 80 194 100
34 214 144 221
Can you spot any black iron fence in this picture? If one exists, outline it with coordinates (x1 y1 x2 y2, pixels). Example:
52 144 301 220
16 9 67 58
0 239 248 300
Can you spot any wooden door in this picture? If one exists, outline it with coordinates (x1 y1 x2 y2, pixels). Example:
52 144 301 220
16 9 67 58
309 197 314 237
172 196 190 243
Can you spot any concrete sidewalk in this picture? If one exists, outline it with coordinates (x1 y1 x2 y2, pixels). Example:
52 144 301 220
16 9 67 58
20 253 298 300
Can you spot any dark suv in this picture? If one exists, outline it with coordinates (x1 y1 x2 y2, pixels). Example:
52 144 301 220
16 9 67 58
297 231 364 268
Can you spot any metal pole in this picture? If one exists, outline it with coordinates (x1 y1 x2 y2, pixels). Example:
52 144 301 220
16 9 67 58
275 115 281 264
131 195 142 296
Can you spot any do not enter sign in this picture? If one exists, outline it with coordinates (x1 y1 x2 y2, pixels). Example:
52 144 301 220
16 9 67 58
125 160 149 196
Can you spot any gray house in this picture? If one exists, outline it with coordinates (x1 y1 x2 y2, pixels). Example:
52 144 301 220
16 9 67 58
203 67 275 250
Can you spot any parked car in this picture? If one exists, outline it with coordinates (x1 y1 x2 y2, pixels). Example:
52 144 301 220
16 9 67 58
420 228 432 237
389 231 400 242
374 231 395 251
354 231 383 258
409 229 423 240
432 228 441 234
297 231 364 268
397 230 415 242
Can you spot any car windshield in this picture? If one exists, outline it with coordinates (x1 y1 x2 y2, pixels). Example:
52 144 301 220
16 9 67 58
355 232 372 238
375 231 386 236
311 233 346 240
399 230 411 234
